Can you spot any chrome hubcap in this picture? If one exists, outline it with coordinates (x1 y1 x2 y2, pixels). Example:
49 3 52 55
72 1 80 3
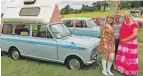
12 50 19 59
69 59 80 70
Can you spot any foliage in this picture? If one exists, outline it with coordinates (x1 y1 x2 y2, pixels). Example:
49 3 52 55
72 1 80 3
60 1 143 15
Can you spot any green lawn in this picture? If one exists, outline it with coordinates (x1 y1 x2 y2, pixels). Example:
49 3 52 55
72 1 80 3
63 9 128 18
1 10 143 76
1 27 143 76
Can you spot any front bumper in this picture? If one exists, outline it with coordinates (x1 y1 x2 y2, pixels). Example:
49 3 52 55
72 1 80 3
85 55 98 65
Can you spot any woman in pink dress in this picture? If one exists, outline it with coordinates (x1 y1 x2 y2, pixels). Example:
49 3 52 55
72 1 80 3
114 12 139 76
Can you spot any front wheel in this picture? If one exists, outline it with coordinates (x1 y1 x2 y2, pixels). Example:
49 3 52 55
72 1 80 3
66 56 85 70
10 48 21 60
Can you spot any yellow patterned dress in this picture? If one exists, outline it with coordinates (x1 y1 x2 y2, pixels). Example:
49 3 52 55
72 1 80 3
98 24 115 60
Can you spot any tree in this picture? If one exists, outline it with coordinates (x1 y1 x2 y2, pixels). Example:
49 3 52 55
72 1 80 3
95 1 102 11
131 1 142 8
102 1 109 11
60 5 74 15
81 5 94 12
92 2 96 11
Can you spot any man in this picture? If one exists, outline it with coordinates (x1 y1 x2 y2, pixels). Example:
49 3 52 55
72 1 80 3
114 12 123 56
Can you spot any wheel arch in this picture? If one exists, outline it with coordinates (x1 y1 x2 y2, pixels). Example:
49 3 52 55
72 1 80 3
64 54 84 65
8 46 19 54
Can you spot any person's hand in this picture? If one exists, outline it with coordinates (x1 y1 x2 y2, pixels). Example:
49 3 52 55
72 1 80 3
104 44 107 48
121 39 126 43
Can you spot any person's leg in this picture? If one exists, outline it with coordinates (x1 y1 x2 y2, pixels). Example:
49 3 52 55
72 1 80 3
115 39 119 55
102 58 109 76
107 53 115 75
102 53 109 76
107 60 114 75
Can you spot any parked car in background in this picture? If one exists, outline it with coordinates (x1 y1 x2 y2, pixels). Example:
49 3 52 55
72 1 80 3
62 18 100 38
133 17 143 28
130 10 143 28
92 17 105 26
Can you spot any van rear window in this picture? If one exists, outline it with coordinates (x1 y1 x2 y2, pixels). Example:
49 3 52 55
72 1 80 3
19 7 40 16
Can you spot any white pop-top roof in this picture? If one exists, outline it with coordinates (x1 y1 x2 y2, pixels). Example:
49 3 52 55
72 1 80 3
8 0 57 8
2 0 58 24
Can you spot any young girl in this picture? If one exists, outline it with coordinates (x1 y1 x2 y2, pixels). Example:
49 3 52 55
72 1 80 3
98 14 115 76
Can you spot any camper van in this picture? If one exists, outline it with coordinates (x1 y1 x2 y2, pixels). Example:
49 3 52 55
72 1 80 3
0 0 100 70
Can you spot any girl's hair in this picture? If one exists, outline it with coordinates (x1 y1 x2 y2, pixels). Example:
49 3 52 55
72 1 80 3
104 14 115 27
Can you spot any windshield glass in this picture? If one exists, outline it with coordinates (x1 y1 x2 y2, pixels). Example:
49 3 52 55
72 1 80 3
50 23 71 39
88 19 97 27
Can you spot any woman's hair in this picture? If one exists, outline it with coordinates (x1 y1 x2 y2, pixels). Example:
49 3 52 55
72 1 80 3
124 11 133 20
104 14 115 27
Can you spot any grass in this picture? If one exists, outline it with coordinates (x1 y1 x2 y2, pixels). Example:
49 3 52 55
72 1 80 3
63 9 128 18
1 10 143 76
1 27 143 76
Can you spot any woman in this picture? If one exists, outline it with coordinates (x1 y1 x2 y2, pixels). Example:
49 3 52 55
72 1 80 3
98 14 115 76
114 12 139 76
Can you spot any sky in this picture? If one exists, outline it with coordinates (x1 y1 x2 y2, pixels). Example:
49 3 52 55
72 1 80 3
58 1 96 10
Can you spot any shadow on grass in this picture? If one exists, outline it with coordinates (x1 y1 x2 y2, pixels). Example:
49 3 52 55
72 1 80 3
2 53 65 67
2 53 103 70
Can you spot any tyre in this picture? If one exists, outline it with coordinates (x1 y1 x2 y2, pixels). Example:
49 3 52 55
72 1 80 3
66 56 85 70
1 51 4 56
10 48 21 60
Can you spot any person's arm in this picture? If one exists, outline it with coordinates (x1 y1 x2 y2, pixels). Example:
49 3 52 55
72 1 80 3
104 24 114 33
100 25 106 44
121 28 138 43
100 24 108 48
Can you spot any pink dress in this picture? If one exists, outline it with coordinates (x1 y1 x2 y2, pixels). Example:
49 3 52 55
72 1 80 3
114 22 139 76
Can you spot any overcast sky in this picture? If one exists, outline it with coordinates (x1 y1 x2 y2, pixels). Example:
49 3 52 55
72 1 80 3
58 1 97 10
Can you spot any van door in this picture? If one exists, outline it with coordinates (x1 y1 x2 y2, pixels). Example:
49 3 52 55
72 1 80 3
28 25 57 60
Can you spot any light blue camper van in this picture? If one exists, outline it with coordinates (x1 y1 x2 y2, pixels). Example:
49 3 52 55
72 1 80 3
0 0 100 70
62 18 100 38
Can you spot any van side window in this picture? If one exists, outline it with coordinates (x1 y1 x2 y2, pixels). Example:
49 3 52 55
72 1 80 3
2 24 13 34
63 20 74 27
32 25 52 38
15 25 30 36
75 20 87 28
